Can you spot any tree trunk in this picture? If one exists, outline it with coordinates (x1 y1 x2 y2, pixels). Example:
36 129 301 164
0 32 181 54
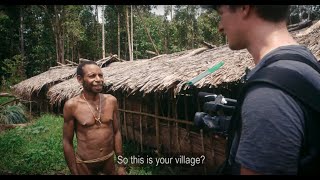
95 5 99 54
118 8 121 59
126 6 132 61
66 34 69 61
102 5 105 59
131 5 134 60
71 36 74 62
19 6 25 58
52 5 65 64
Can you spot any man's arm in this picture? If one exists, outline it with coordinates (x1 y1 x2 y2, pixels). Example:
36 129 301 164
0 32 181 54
63 100 78 175
111 96 126 175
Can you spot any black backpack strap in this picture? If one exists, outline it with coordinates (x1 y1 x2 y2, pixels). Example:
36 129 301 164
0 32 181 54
261 53 320 74
247 66 320 112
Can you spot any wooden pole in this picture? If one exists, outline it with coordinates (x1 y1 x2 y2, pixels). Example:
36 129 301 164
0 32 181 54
123 97 128 140
184 94 193 154
139 103 143 152
155 93 160 154
118 109 193 125
173 96 180 153
167 91 172 155
200 129 207 174
131 112 135 142
29 101 32 115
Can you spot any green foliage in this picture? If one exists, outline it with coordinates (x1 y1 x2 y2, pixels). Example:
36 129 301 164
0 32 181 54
0 114 69 175
1 55 26 89
197 10 225 46
24 5 55 78
0 97 15 105
0 103 28 124
1 5 228 79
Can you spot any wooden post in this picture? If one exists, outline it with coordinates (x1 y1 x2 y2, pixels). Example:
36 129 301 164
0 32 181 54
173 96 180 153
184 94 192 154
131 112 135 142
155 93 160 154
139 103 143 152
167 91 172 155
29 101 32 115
123 97 128 140
200 129 207 174
211 133 215 167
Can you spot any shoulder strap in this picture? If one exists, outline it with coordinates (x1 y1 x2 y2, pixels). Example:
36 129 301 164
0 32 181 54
261 53 320 74
247 66 320 112
248 53 320 112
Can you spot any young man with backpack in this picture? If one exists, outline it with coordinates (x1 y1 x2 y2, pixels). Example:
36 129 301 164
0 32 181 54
209 5 320 175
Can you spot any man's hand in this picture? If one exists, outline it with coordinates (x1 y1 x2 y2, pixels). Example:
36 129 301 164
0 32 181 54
117 166 126 175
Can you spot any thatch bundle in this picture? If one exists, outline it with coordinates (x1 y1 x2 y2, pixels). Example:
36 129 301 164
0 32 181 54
12 66 76 100
293 20 320 59
102 46 254 95
48 46 254 105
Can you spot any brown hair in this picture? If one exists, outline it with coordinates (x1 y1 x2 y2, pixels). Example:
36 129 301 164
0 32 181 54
224 5 290 23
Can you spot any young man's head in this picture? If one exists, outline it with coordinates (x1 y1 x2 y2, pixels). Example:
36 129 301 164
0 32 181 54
215 5 290 50
77 61 103 93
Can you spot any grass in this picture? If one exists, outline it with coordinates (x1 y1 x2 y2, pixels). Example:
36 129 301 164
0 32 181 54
0 114 205 175
0 114 69 175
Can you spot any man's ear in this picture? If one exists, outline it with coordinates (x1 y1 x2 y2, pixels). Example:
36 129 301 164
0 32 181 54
77 75 83 84
240 5 251 19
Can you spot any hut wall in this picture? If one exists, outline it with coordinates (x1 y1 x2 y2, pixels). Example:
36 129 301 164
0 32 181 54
115 89 228 173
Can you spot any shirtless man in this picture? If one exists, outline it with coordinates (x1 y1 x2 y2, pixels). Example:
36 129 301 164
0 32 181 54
63 61 126 175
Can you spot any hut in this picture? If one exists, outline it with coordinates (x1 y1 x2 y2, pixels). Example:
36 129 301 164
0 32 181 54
12 55 122 114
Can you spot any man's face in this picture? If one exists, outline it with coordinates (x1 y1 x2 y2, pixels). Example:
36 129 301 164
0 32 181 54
217 5 246 50
78 64 104 93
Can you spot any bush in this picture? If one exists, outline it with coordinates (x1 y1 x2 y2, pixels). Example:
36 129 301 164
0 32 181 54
0 103 28 124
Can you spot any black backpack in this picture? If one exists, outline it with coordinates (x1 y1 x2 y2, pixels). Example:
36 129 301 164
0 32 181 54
219 53 320 175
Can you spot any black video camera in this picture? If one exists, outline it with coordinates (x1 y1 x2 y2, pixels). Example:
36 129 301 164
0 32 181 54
194 92 237 136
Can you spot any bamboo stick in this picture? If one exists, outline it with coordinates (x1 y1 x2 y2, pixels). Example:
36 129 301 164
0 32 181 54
167 92 171 155
131 112 135 142
184 95 192 154
200 129 207 174
118 109 193 125
174 97 180 153
139 103 143 152
123 97 128 140
29 101 32 115
155 93 160 154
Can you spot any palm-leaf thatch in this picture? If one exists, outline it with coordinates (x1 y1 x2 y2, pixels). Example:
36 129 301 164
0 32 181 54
12 55 123 101
44 20 320 106
48 46 254 106
12 66 76 100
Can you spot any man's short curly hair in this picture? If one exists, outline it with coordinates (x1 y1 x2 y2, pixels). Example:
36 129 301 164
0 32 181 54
76 61 98 77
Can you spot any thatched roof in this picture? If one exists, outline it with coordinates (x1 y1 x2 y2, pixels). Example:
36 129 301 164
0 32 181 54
80 55 123 68
12 66 77 100
42 21 320 105
48 45 255 105
12 55 122 100
292 20 320 59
